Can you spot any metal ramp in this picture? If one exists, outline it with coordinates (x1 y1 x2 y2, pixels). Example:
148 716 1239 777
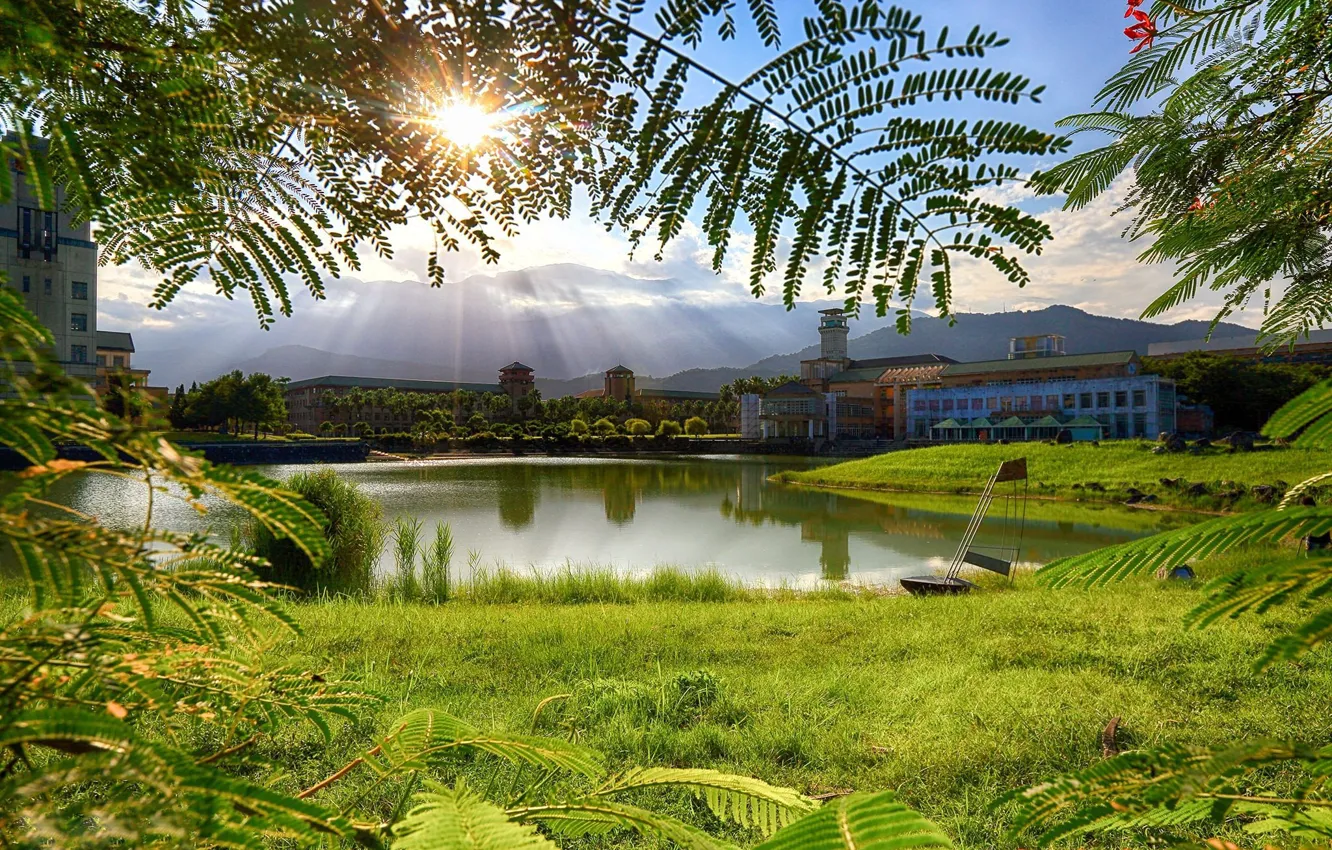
900 457 1029 595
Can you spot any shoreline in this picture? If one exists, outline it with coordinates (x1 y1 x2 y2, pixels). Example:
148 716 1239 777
775 476 1234 516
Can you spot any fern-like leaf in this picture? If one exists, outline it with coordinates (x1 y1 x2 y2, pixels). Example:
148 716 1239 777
753 791 952 850
394 782 557 850
595 767 817 835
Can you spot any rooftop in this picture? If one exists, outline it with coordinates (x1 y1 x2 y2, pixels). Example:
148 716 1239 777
1147 329 1332 357
500 361 534 372
940 351 1137 377
765 381 821 397
637 388 721 401
828 354 956 385
605 364 633 375
285 375 503 394
95 331 135 353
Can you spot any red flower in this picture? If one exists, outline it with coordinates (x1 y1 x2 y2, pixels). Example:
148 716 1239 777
1124 8 1157 53
1124 0 1145 14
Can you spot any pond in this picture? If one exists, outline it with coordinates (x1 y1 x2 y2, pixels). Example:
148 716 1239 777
48 455 1201 588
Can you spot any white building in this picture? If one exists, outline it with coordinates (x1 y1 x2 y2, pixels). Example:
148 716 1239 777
2 155 99 380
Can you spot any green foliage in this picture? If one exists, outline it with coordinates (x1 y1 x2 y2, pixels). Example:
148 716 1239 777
421 522 454 604
625 417 653 436
0 287 373 846
248 468 386 598
1032 0 1332 341
569 418 591 436
754 791 951 850
173 370 288 436
1015 378 1332 846
684 416 710 436
592 417 618 436
8 0 1060 328
390 516 425 602
658 419 684 438
1144 352 1331 431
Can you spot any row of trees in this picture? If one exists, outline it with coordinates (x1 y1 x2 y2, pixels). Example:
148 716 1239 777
167 371 288 437
1144 353 1331 432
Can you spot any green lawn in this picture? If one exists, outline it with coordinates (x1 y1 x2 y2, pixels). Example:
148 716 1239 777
254 551 1330 849
779 441 1331 511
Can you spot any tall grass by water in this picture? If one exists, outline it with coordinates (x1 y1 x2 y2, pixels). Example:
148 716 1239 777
457 563 754 604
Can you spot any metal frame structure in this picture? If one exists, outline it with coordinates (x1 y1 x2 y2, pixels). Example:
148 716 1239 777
900 457 1028 595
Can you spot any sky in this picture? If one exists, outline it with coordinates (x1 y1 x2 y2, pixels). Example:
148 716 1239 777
97 1 1268 368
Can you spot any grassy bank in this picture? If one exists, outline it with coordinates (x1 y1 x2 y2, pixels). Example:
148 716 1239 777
779 440 1331 510
237 549 1330 849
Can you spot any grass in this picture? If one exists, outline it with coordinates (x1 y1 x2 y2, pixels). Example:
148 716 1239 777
780 440 1332 511
231 546 1332 849
458 563 782 604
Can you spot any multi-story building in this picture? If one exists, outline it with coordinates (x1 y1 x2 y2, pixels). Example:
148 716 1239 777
575 365 720 406
903 340 1177 441
285 367 536 433
2 156 99 380
94 331 152 391
798 308 954 439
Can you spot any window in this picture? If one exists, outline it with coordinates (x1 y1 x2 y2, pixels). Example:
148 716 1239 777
70 313 87 332
21 275 29 293
113 355 125 368
1030 395 1043 409
1063 394 1076 409
71 281 88 300
97 354 107 367
70 344 87 363
971 398 984 411
942 399 954 411
42 211 56 259
1046 395 1060 410
1133 413 1147 437
986 397 999 410
1096 392 1110 408
18 206 32 259
913 399 926 411
1015 396 1030 411
1000 396 1014 412
1080 392 1093 409
43 278 51 296
1114 390 1128 408
1132 389 1146 407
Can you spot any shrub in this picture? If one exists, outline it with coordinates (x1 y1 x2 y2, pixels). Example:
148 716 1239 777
353 420 372 437
318 420 334 435
569 418 589 435
333 422 349 437
625 418 652 436
247 468 385 597
592 416 617 436
684 415 708 436
657 419 683 437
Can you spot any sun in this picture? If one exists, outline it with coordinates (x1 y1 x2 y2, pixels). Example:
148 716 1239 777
432 100 503 148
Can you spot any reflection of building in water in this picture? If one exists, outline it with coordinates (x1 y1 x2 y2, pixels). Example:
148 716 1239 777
496 465 538 530
800 517 850 581
603 477 638 524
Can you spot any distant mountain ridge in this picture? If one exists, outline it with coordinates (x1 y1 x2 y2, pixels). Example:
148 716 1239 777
211 305 1257 395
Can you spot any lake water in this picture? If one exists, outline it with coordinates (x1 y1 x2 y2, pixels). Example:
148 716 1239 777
48 455 1199 588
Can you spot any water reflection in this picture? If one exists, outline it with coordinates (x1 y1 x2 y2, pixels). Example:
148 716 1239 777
30 456 1200 587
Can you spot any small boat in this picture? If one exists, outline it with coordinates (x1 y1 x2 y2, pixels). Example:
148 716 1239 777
900 457 1028 596
898 575 976 595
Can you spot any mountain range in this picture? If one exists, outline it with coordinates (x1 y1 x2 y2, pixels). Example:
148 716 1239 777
160 301 1255 395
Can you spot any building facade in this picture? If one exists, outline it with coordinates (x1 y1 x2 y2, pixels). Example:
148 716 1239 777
285 372 519 433
757 381 834 439
3 157 99 380
906 374 1177 440
94 331 152 393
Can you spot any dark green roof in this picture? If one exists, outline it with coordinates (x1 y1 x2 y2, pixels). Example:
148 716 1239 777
828 366 891 383
606 364 633 375
285 375 503 394
500 362 533 372
931 418 962 429
766 381 820 397
941 351 1137 377
95 331 135 352
636 388 720 401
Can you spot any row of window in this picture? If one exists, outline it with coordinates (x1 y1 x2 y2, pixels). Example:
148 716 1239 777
17 276 88 300
18 207 58 261
913 388 1151 413
96 353 127 368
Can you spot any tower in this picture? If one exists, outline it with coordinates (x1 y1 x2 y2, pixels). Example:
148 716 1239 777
498 361 535 401
818 309 849 362
604 365 635 402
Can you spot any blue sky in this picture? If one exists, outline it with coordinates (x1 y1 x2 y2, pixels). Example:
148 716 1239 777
99 2 1266 367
